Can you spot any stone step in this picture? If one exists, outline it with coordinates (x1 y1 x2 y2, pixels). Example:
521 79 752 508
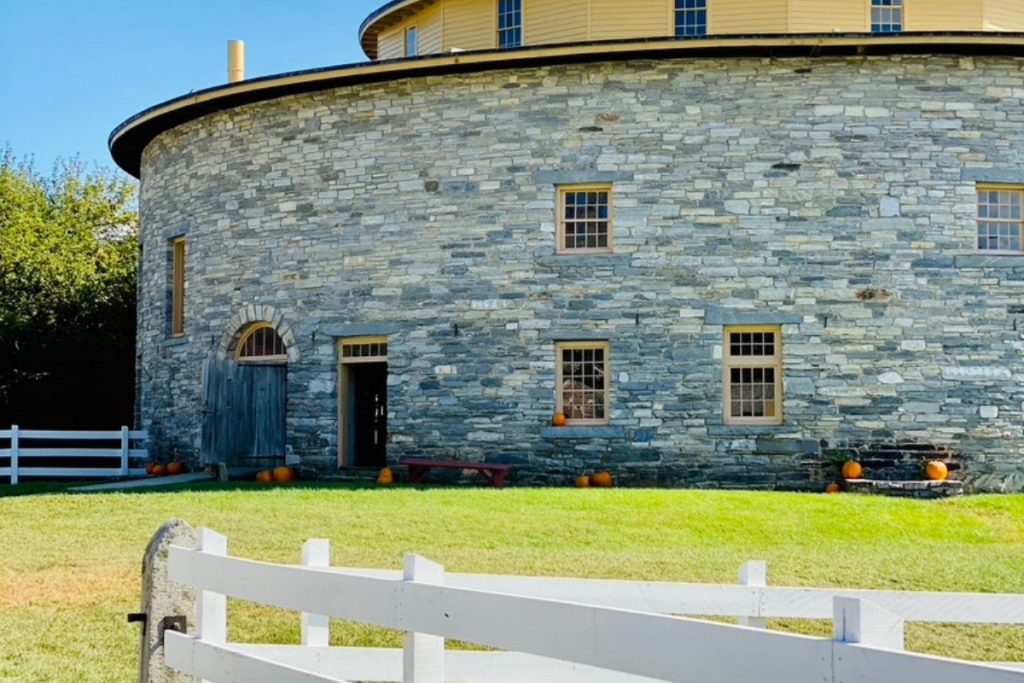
844 478 964 499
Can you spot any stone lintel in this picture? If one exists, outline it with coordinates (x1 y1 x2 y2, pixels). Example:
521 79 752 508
322 323 401 338
533 170 635 185
962 168 1024 184
161 225 192 241
546 330 614 342
705 305 803 326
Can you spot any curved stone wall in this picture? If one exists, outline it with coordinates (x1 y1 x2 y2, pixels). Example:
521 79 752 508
138 54 1024 490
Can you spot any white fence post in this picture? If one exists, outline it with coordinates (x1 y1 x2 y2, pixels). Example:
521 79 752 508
197 528 228 683
833 596 905 650
738 560 768 629
9 425 19 485
120 426 130 477
301 539 331 647
403 554 445 683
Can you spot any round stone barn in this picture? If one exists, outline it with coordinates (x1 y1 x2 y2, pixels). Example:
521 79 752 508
111 0 1024 491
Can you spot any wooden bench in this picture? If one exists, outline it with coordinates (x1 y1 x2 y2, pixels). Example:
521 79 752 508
401 459 515 488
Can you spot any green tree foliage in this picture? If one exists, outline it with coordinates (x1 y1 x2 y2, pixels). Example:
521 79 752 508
0 150 138 427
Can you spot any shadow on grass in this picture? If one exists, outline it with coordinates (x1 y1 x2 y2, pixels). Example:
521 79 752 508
0 479 506 498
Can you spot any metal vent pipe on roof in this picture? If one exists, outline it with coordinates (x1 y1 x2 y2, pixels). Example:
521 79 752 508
228 40 245 83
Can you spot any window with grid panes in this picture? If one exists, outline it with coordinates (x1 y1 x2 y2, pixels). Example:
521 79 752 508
556 342 610 425
675 0 708 38
724 327 782 426
497 0 522 49
558 186 612 253
871 0 902 34
236 324 287 363
341 339 389 361
977 186 1024 253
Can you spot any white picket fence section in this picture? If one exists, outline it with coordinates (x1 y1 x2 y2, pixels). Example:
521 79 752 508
0 426 148 484
160 528 1024 683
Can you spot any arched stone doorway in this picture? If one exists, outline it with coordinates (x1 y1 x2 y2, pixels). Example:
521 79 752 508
201 307 299 466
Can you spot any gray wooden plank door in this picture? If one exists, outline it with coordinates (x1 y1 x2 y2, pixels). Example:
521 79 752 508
202 358 286 465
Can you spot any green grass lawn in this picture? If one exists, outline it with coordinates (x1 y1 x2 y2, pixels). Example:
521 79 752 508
1 484 1022 681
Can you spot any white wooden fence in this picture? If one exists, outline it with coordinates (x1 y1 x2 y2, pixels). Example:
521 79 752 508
0 426 148 484
153 527 1024 683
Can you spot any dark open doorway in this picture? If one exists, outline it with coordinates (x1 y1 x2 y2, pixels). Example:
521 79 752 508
344 362 388 468
338 337 389 468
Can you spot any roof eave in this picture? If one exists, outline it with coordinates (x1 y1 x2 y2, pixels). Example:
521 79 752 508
110 33 1024 178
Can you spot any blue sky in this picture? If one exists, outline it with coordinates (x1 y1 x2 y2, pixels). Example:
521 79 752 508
0 0 385 176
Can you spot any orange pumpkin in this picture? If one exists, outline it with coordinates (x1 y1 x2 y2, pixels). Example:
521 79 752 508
591 471 613 488
842 460 863 480
925 460 948 481
256 470 274 484
151 464 167 477
145 462 157 476
167 461 185 476
552 412 567 427
272 466 296 483
825 482 841 495
377 467 394 486
575 475 591 488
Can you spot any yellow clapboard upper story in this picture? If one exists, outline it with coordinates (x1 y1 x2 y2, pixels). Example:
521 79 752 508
360 0 1024 59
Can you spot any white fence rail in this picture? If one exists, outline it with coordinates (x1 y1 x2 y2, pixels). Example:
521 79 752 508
0 426 148 484
151 527 1024 683
326 562 1024 625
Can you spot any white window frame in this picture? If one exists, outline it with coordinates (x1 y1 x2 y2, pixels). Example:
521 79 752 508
871 0 903 34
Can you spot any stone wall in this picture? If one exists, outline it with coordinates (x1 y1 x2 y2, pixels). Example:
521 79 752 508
137 54 1024 491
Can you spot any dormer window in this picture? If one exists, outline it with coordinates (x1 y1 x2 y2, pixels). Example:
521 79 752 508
871 0 903 34
675 0 708 39
498 0 522 49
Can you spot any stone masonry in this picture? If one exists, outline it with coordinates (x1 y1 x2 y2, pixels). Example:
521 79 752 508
137 54 1024 491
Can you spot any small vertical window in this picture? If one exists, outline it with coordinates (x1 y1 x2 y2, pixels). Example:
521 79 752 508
977 186 1024 253
405 26 418 57
675 0 708 39
498 0 522 49
558 186 613 253
724 327 782 426
871 0 903 34
556 342 610 425
170 237 185 337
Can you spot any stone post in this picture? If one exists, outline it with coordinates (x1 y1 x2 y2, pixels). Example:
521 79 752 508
137 519 199 683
